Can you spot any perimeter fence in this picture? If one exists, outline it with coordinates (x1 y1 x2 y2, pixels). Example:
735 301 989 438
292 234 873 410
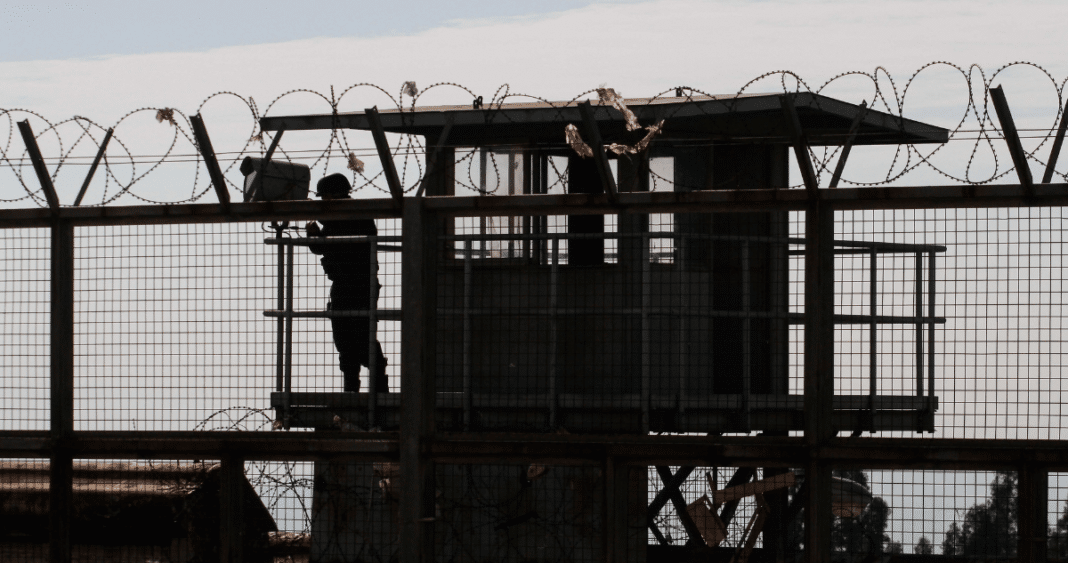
5 65 1068 562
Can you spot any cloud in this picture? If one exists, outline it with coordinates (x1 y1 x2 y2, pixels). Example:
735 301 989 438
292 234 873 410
1 0 1065 120
1 0 1066 204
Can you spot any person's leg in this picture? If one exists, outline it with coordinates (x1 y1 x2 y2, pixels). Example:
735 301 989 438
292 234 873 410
330 285 362 392
370 338 388 393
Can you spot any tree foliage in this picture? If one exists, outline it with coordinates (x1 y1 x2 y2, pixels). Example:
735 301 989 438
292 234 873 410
941 471 1017 557
1048 503 1068 557
831 469 892 557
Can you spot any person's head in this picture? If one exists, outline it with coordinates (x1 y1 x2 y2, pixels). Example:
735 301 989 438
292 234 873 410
316 173 352 200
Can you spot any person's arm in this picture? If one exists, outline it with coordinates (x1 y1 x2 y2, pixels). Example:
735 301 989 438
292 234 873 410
306 221 324 255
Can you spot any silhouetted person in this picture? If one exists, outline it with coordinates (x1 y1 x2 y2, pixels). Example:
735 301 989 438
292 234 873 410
306 173 387 392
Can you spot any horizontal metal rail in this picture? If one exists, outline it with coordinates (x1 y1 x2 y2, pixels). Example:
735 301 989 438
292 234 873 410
263 307 944 325
1 182 1068 228
1 430 1067 470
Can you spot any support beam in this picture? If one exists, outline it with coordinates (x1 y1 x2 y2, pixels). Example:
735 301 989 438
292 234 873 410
1043 97 1068 184
716 467 757 528
781 95 820 194
366 107 405 205
654 466 704 546
400 199 438 563
604 458 633 563
49 219 74 563
219 455 246 563
577 101 619 204
188 113 232 207
74 127 113 207
829 101 867 188
647 465 695 539
990 86 1035 196
415 116 455 198
803 198 835 563
17 120 61 209
1018 466 1048 563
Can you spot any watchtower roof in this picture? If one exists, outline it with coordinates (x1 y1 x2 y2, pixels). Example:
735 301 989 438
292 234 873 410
259 91 949 148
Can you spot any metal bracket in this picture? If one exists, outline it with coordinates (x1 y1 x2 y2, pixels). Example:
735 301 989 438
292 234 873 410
577 101 619 204
416 115 455 199
990 85 1035 196
17 120 61 210
365 106 405 205
74 127 113 207
780 95 820 194
189 113 232 208
829 100 868 189
647 465 695 544
653 466 704 546
1043 97 1068 184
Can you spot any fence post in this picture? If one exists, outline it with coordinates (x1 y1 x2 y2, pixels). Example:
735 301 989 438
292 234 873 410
804 199 834 563
400 198 439 563
49 218 74 563
1019 465 1048 563
219 454 246 563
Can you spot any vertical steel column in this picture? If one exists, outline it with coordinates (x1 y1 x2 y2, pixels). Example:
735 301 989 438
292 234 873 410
400 198 438 563
741 241 752 431
462 239 472 430
869 246 878 432
284 245 295 395
368 236 380 426
604 458 632 563
219 455 246 563
549 238 559 428
641 234 651 434
915 253 924 397
678 230 690 415
1018 466 1049 563
803 200 834 563
274 229 285 394
928 251 936 418
50 219 74 563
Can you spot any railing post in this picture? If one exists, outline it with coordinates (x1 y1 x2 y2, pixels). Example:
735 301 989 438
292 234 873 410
1019 465 1048 563
50 218 74 563
219 454 246 563
803 198 834 563
400 198 438 563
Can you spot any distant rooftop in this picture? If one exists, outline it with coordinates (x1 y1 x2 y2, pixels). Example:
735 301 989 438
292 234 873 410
259 92 949 149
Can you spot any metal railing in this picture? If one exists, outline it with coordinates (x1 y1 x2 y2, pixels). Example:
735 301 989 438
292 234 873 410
265 228 945 434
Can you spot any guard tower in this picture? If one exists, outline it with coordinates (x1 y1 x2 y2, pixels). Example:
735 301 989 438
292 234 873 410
265 92 948 436
260 92 948 562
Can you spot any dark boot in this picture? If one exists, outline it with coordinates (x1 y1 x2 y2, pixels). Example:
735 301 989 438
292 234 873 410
372 358 388 393
342 370 360 393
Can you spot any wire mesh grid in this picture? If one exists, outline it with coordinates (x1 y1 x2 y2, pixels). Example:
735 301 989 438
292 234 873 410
838 207 1068 439
648 466 800 555
0 229 50 432
1048 472 1068 561
430 463 644 563
0 457 326 563
847 468 1021 559
73 223 276 431
71 217 401 432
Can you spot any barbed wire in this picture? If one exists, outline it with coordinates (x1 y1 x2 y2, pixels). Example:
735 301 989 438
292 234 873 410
2 62 1067 207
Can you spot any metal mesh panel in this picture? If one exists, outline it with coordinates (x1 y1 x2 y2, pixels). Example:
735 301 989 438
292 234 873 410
0 229 50 431
431 463 644 563
838 207 1068 439
72 218 402 432
838 469 1018 559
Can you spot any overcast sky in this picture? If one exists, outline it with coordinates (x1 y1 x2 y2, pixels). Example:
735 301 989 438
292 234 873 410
3 0 1067 120
3 0 1067 548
